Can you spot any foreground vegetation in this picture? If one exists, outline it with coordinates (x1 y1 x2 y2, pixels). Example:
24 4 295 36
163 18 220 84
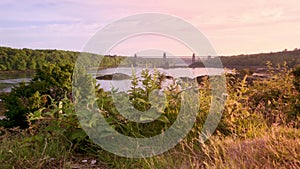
0 125 299 168
0 62 300 168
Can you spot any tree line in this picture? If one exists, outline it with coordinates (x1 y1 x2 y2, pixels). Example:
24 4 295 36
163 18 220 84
0 47 78 70
0 46 127 71
219 48 300 69
1 46 300 71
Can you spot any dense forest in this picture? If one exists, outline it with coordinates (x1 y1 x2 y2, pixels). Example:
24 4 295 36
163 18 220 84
0 47 77 70
0 46 126 71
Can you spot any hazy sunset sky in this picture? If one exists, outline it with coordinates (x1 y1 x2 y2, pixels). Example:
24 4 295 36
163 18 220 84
0 0 299 55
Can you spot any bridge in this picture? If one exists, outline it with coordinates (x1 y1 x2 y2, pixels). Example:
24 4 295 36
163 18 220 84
132 53 213 68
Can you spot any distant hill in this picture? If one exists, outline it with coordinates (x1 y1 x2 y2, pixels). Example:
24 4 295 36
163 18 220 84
219 49 300 69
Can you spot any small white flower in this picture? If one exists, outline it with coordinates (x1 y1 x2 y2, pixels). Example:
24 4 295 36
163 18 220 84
91 160 97 165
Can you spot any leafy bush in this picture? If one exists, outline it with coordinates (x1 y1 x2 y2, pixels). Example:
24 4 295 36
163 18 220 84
249 62 299 127
93 68 183 138
292 66 300 92
0 63 74 128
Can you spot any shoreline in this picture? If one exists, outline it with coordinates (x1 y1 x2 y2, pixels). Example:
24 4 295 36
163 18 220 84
0 69 35 74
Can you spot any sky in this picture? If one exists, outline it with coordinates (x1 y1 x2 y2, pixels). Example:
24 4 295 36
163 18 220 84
0 0 299 56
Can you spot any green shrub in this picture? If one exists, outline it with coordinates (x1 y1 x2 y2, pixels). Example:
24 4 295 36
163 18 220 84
249 62 299 127
292 66 300 92
0 63 74 128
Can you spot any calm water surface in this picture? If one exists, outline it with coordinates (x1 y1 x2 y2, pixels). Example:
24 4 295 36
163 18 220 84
0 72 34 92
0 67 227 93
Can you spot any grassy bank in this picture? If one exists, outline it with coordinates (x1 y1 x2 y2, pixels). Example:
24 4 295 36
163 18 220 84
0 126 299 168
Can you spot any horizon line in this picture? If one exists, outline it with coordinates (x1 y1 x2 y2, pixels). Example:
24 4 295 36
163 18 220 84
0 45 299 58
